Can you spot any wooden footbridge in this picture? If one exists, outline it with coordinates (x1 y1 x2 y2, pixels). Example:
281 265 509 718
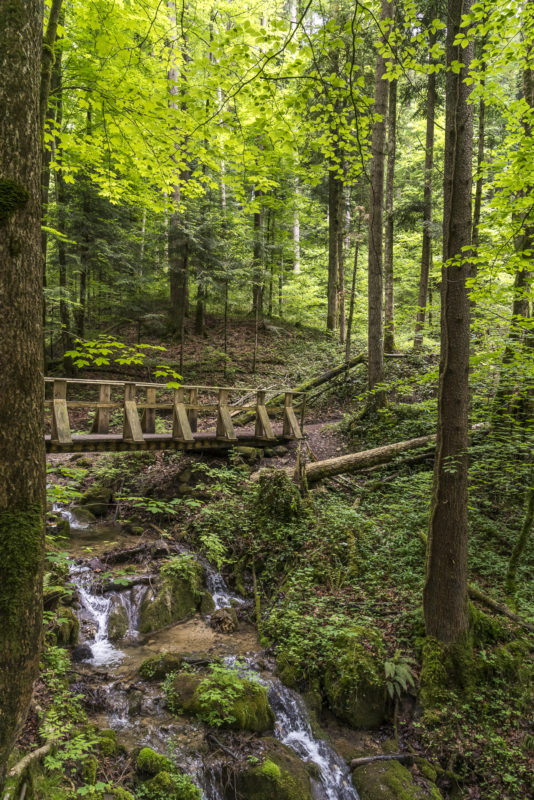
45 378 305 453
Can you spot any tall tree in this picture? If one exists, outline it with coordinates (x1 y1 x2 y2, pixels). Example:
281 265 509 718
423 0 474 669
383 77 397 354
0 0 45 789
414 12 438 351
367 0 393 404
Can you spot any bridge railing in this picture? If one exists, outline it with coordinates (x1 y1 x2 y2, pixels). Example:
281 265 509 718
44 378 305 447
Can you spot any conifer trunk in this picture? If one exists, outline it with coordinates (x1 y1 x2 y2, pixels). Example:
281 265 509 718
384 78 397 354
414 26 437 351
367 0 392 404
423 0 474 651
0 0 45 789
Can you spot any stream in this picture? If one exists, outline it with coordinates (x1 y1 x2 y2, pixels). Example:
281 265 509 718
61 508 360 800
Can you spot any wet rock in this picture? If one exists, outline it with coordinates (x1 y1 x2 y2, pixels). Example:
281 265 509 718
108 599 129 641
140 770 201 800
209 607 238 633
323 624 386 729
230 738 313 800
170 671 274 732
139 653 183 681
79 486 113 516
136 746 172 776
47 514 71 537
128 688 144 717
200 592 216 615
52 605 80 646
352 760 442 800
71 643 93 662
69 506 97 525
138 555 205 634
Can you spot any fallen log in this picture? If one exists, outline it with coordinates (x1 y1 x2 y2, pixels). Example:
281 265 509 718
350 754 415 769
305 433 437 483
468 585 534 635
8 742 53 779
233 353 367 425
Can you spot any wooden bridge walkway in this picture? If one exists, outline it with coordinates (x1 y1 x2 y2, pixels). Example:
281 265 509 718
45 378 305 453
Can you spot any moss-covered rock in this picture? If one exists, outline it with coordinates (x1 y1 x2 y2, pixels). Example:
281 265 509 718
69 506 97 525
199 591 216 614
352 760 442 800
136 746 172 776
139 652 183 680
138 556 205 634
98 728 118 757
420 635 474 710
79 486 113 516
108 600 129 641
52 605 80 646
170 670 274 732
82 754 98 785
140 771 201 800
323 625 386 728
231 739 313 800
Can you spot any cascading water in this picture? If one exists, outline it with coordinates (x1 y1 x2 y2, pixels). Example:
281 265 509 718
203 563 244 610
224 657 359 800
269 680 359 800
70 565 145 666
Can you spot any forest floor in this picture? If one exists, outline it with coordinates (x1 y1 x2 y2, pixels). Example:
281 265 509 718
22 315 534 800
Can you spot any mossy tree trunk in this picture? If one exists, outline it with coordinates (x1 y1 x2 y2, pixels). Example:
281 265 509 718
0 0 46 790
423 0 473 664
383 77 397 355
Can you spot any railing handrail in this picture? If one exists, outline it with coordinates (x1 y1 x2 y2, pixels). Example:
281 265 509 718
44 377 306 395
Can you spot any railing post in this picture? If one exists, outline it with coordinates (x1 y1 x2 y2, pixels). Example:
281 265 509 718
141 386 156 434
123 383 144 443
283 392 303 439
188 387 198 432
91 383 111 434
51 379 72 444
255 390 275 440
216 389 237 441
172 388 194 442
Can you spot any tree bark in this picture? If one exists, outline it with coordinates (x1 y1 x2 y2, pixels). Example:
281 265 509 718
506 467 534 599
252 188 264 320
414 27 437 351
327 168 342 330
367 0 392 404
345 207 364 364
384 78 397 354
0 0 45 790
423 0 474 651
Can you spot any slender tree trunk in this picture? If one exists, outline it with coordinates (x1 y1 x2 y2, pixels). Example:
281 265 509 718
346 206 364 364
327 168 342 330
414 31 437 351
423 0 474 661
338 191 346 343
0 1 45 789
367 0 392 404
384 78 397 354
252 188 264 319
293 179 301 274
506 466 534 600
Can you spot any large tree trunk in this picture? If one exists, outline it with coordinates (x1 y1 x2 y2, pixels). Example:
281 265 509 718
414 27 437 351
327 168 342 330
423 0 474 658
367 0 392 404
0 0 45 789
384 78 397 354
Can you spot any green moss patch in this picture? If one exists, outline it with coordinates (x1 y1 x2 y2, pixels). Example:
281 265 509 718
352 760 442 800
233 739 313 800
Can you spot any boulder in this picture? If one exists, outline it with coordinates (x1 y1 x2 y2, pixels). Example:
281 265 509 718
108 599 129 641
231 738 314 800
72 643 93 662
136 746 172 776
138 556 205 634
69 506 97 525
52 605 80 646
323 625 386 729
209 607 238 633
139 771 201 800
352 760 442 800
139 652 183 681
79 486 113 516
170 670 274 732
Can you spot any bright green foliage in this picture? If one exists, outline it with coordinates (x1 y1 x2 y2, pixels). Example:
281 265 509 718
136 770 201 800
136 747 172 776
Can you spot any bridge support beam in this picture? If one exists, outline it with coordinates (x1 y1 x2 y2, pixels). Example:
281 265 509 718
216 389 237 441
51 379 72 445
141 386 156 434
173 388 194 442
255 390 275 441
283 392 303 439
91 383 111 434
123 383 144 443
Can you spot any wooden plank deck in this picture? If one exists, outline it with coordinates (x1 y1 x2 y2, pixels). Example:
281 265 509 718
45 431 293 454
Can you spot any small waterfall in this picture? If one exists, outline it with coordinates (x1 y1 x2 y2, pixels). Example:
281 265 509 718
204 564 244 610
268 680 359 800
53 502 91 530
70 566 145 667
223 658 359 800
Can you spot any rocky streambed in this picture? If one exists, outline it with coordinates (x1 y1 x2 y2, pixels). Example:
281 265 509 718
55 508 362 800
